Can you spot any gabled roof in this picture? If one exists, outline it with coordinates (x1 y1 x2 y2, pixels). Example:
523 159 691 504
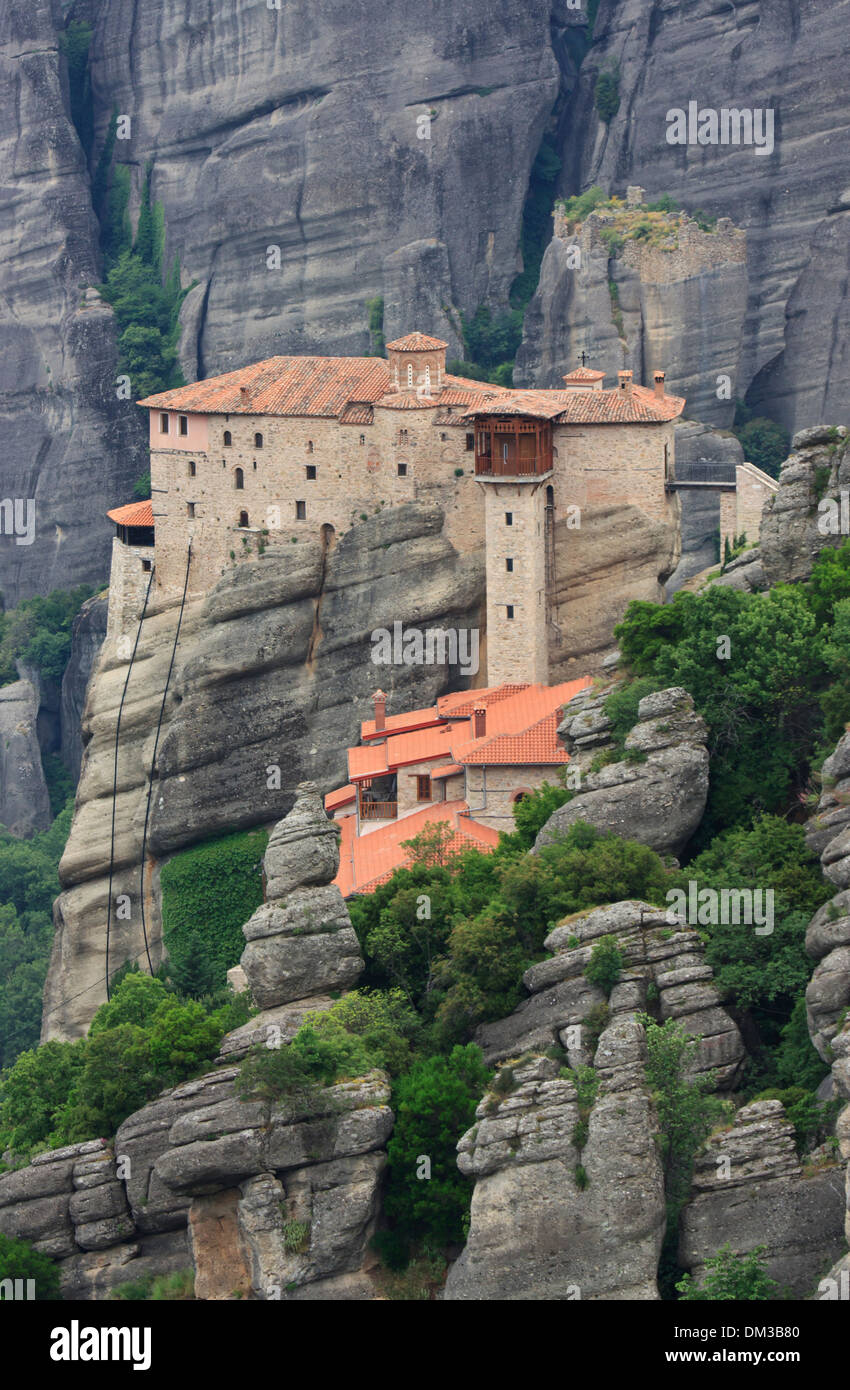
467 384 685 424
334 800 499 897
385 332 448 352
563 366 606 382
138 356 391 417
107 500 154 526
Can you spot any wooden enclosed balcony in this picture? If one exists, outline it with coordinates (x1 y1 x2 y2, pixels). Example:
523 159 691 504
474 418 553 478
359 798 398 820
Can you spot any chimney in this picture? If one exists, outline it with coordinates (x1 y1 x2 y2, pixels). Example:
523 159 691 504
653 370 666 399
239 386 249 404
618 369 633 398
473 706 486 738
372 689 387 733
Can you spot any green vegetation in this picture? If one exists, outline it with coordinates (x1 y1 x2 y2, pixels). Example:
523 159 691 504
0 585 96 689
733 401 790 478
0 804 74 1069
160 829 268 992
585 934 623 996
447 305 524 387
0 970 250 1159
594 65 620 123
510 133 562 310
365 296 385 356
0 1231 61 1299
59 20 94 158
676 1245 779 1301
110 1269 195 1301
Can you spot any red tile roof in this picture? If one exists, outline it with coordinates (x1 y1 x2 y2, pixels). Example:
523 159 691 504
467 384 685 424
138 356 391 417
107 500 154 526
325 784 356 812
334 800 499 897
385 333 448 351
564 366 606 382
431 763 463 779
338 403 374 425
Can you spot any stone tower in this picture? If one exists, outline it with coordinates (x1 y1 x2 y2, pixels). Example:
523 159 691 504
479 474 549 686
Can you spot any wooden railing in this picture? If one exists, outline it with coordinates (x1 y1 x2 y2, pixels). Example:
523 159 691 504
359 800 398 820
474 450 552 478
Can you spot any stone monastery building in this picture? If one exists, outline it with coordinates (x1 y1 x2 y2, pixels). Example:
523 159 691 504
108 331 687 687
326 679 591 896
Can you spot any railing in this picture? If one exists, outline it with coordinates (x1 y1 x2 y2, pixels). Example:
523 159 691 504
359 800 398 820
475 452 552 478
668 462 737 485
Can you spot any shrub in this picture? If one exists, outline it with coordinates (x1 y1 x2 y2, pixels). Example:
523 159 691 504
384 1045 491 1247
733 417 790 479
594 66 620 123
585 935 623 996
676 1245 779 1301
160 829 268 989
0 1232 61 1300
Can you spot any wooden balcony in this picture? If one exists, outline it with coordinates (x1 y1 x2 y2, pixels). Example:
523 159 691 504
359 799 398 820
473 417 553 478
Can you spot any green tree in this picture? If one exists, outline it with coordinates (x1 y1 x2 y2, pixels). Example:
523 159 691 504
734 417 790 478
594 66 620 123
384 1045 491 1247
585 934 623 996
510 780 573 850
0 1039 85 1154
676 1244 779 1301
0 1232 61 1300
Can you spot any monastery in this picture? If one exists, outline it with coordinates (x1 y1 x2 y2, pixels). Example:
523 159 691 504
108 330 688 687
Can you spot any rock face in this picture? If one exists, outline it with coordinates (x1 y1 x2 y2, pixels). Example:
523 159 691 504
0 678 52 835
60 592 108 782
239 782 363 1011
444 1021 666 1300
679 1100 846 1298
760 427 850 585
0 1136 188 1299
535 687 709 858
44 503 483 1038
565 0 850 437
0 1 141 605
86 0 559 375
516 211 748 428
474 900 746 1088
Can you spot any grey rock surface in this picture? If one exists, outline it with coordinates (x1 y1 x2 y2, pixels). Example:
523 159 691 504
679 1101 846 1298
444 1020 666 1300
535 687 709 857
0 678 51 836
761 430 850 585
60 593 108 782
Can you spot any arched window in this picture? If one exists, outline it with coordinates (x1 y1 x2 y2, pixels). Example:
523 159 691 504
188 461 196 477
235 467 244 489
223 430 232 446
254 432 263 449
307 440 314 454
238 510 249 527
423 365 431 390
406 363 413 388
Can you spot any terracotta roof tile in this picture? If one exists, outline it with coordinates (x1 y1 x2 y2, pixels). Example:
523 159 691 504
466 384 685 424
338 403 374 425
385 332 448 351
138 356 391 417
325 784 356 811
431 763 463 779
564 366 606 382
107 500 154 526
334 801 498 897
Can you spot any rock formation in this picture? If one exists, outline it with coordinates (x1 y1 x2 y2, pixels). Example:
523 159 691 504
535 687 709 858
760 426 850 585
0 677 52 836
472 900 746 1088
565 0 850 437
1 785 391 1300
60 592 108 783
679 1100 846 1298
44 503 483 1038
444 1019 666 1300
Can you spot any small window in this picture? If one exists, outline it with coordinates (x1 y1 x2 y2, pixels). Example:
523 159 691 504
397 463 407 477
253 460 257 470
505 512 513 526
235 467 244 489
187 502 195 518
359 434 365 445
307 440 314 454
506 557 514 572
142 559 152 572
466 433 475 451
398 428 408 445
238 510 249 527
160 413 169 434
223 430 232 446
306 464 317 480
406 363 414 387
416 775 431 802
440 432 448 441
296 500 306 520
506 605 514 619
188 461 196 477
179 415 188 436
254 432 263 449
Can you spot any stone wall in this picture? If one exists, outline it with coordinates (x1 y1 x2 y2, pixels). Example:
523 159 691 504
482 478 548 685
